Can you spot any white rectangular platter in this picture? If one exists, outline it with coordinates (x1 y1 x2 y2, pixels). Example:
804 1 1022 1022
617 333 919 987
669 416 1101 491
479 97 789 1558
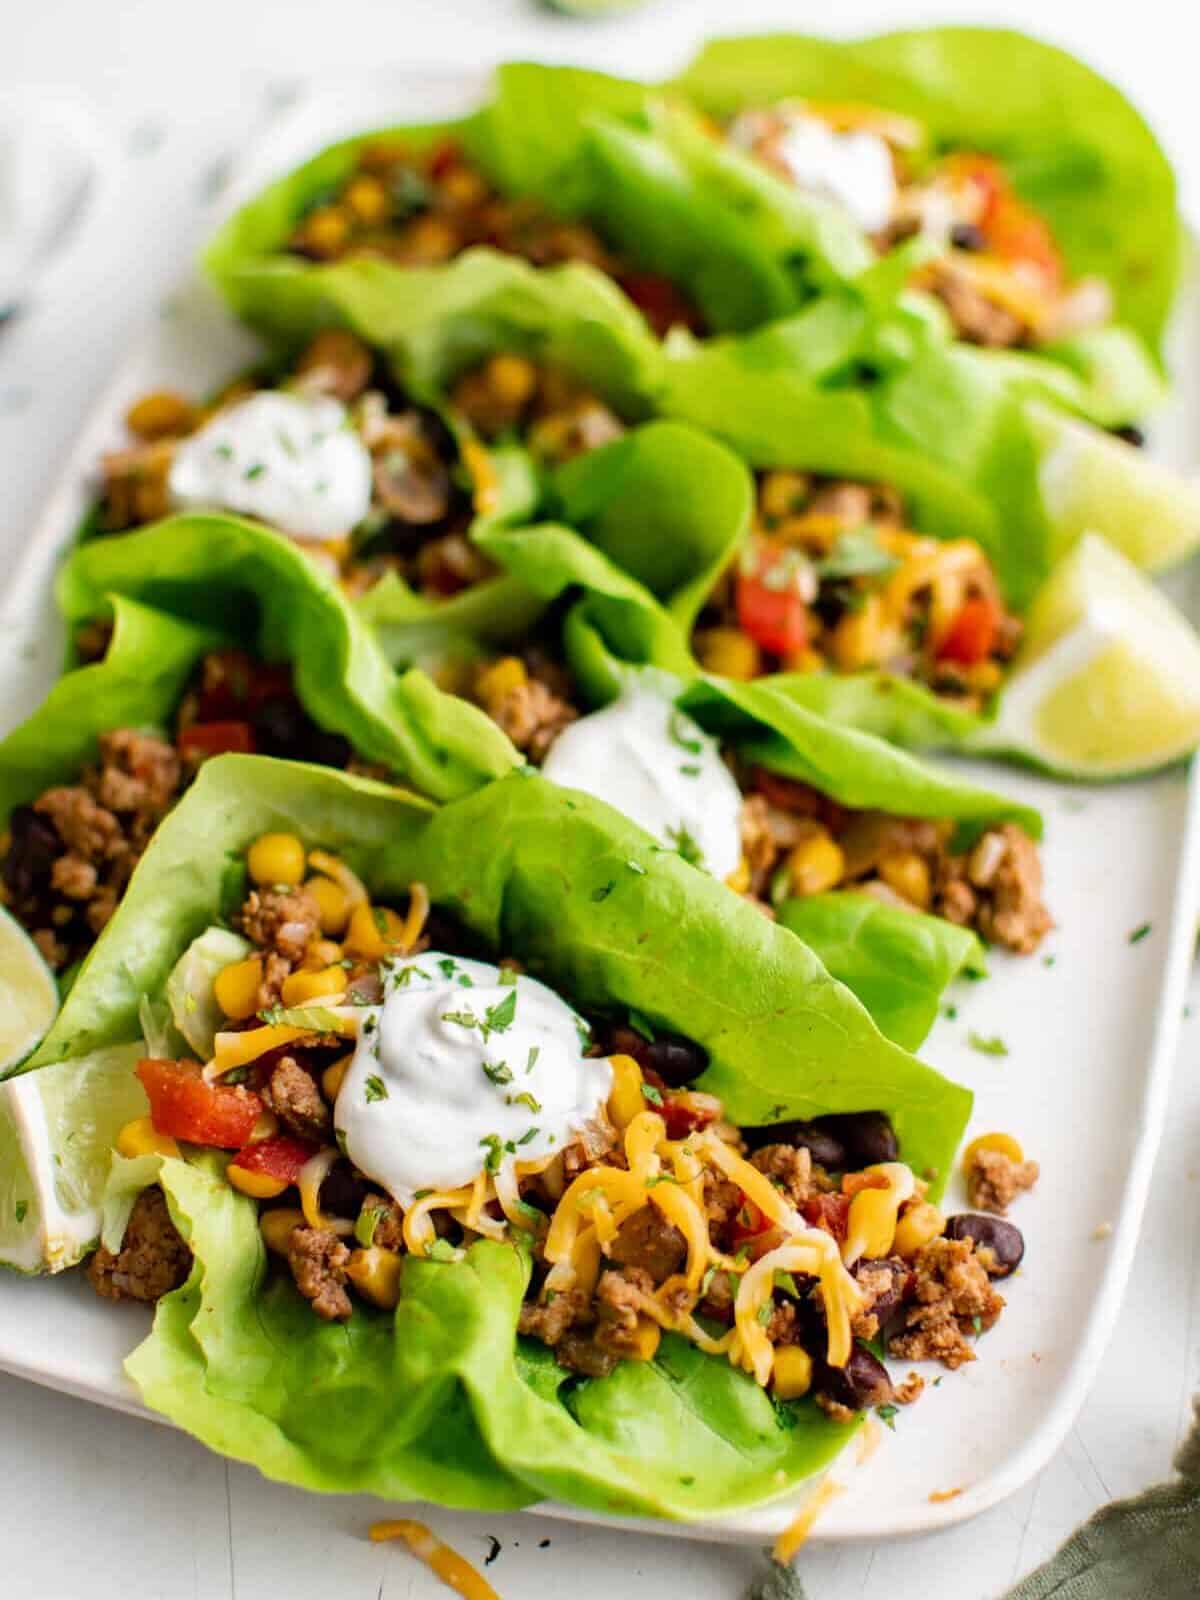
1 69 1198 1547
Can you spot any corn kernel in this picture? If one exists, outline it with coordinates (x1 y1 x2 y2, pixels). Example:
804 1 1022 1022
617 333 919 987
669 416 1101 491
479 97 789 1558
844 1187 899 1261
298 205 350 257
878 850 932 910
322 1054 353 1102
125 389 195 440
483 353 538 410
281 965 347 1007
260 1207 305 1255
475 655 527 707
214 956 264 1020
247 833 306 888
228 1164 289 1200
116 1116 180 1161
771 1344 813 1400
759 470 811 523
695 626 762 682
608 1054 645 1131
301 937 344 971
626 1315 661 1363
342 173 390 224
788 830 846 897
439 164 489 209
305 875 353 935
347 1245 403 1309
829 592 888 671
893 1201 945 1260
725 857 751 895
344 901 406 960
962 1132 1024 1176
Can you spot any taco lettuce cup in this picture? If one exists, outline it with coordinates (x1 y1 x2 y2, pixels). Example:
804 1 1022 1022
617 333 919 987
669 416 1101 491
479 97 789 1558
30 755 1035 1519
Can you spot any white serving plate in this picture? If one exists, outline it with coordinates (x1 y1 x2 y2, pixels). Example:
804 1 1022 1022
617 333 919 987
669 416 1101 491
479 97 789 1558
1 69 1199 1548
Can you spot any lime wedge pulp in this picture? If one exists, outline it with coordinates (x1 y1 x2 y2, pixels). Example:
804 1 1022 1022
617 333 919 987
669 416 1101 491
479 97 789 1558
1030 402 1200 574
0 905 58 1074
977 533 1200 779
0 1044 147 1274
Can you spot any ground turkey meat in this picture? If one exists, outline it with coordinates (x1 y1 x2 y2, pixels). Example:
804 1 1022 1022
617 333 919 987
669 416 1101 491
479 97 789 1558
750 1143 819 1209
889 1236 1004 1370
938 825 1052 955
86 1187 190 1303
606 1206 687 1284
850 1256 910 1342
929 259 1027 348
966 1148 1040 1215
358 1193 405 1252
481 675 578 763
263 1055 331 1141
288 1225 352 1321
518 1287 589 1347
240 887 320 977
3 729 183 967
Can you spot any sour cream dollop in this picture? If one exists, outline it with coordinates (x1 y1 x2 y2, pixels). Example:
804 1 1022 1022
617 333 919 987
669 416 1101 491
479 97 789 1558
168 390 373 540
731 109 896 236
540 684 742 881
336 953 612 1206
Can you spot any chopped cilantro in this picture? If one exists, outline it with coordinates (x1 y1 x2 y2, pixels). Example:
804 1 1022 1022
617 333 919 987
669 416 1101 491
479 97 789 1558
678 763 702 779
876 1403 899 1431
1042 955 1056 969
482 1060 513 1087
668 708 703 756
436 957 457 979
392 963 431 988
968 1031 1008 1058
773 1271 801 1299
756 1301 774 1326
509 1091 541 1114
364 1074 388 1102
1129 922 1152 945
641 1082 664 1107
213 442 234 461
243 462 266 481
373 906 389 936
971 1314 983 1334
525 1046 540 1074
517 1126 539 1146
815 526 900 582
480 1134 504 1174
355 1205 388 1247
943 1004 958 1021
14 1200 27 1223
413 1188 433 1200
498 965 519 986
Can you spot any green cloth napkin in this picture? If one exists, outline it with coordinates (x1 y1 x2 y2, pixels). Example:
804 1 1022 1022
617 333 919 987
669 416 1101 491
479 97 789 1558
750 1401 1200 1599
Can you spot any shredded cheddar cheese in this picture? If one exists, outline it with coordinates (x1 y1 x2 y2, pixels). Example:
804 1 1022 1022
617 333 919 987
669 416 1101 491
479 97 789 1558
772 1474 845 1565
370 1519 500 1600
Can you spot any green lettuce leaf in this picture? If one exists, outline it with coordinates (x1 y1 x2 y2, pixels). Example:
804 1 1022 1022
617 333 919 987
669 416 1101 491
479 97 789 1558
672 27 1182 352
0 595 225 824
778 894 984 1052
54 512 519 802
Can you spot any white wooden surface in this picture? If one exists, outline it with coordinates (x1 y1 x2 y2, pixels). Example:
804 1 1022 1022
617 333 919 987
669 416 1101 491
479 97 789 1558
3 4 1199 1597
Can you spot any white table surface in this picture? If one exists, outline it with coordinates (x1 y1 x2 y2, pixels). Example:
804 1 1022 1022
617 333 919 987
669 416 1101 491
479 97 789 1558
4 4 1200 1597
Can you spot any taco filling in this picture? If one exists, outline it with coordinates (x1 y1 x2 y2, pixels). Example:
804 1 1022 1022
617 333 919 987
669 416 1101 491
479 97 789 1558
91 832 1035 1423
727 103 1111 350
0 642 364 971
469 656 1050 954
284 137 703 338
99 334 623 601
693 470 1021 709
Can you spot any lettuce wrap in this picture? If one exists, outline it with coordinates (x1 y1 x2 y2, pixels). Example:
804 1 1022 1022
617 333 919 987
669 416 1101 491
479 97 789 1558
54 512 519 802
45 755 971 1517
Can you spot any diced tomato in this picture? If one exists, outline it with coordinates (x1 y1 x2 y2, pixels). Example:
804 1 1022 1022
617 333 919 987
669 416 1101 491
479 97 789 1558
841 1170 891 1198
194 649 254 720
428 139 464 181
729 1195 773 1247
936 595 1002 667
660 1092 720 1141
735 540 810 659
228 1134 317 1185
801 1191 851 1241
176 721 256 760
137 1058 264 1149
947 153 1062 288
619 271 699 338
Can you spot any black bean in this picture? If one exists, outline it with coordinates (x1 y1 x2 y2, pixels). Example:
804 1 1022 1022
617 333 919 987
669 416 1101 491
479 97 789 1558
819 1112 898 1168
814 1343 894 1411
944 1213 1025 1278
739 1118 848 1168
319 1161 370 1222
251 696 352 768
2 805 61 901
609 1027 707 1088
950 222 987 252
1111 423 1146 449
853 1257 909 1330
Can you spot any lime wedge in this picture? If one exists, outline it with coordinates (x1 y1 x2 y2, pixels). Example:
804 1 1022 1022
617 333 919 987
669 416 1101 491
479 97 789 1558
0 1044 146 1273
977 533 1200 779
0 906 58 1072
1029 402 1200 573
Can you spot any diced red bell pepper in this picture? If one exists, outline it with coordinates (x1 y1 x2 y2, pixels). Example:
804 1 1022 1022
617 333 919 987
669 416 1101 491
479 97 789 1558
228 1134 317 1185
428 139 464 181
947 153 1062 288
619 271 699 337
801 1191 851 1241
729 1195 774 1247
137 1058 264 1149
735 540 810 659
176 720 256 760
660 1093 720 1141
936 595 1002 667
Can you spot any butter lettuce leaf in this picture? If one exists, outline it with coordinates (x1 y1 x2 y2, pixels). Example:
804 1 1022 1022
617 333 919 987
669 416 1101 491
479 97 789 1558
55 512 519 803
